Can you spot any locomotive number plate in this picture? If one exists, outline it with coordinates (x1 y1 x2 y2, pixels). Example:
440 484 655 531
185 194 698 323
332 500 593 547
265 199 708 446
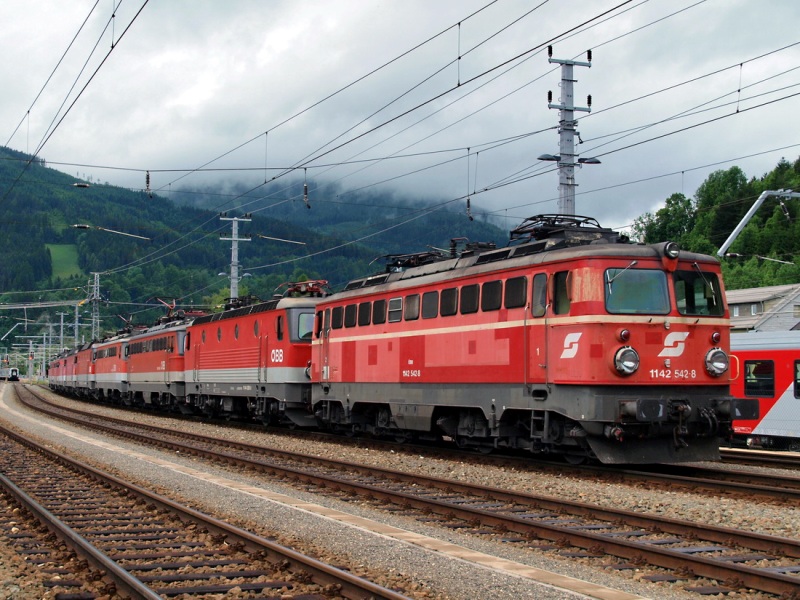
402 369 422 378
649 369 697 379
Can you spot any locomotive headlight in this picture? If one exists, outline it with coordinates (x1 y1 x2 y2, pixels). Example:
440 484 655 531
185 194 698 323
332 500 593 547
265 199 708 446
704 348 729 377
614 346 640 375
664 241 680 259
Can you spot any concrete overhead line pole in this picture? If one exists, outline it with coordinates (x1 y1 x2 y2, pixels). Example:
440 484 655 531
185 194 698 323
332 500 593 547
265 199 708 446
88 273 102 341
538 47 598 216
219 213 252 300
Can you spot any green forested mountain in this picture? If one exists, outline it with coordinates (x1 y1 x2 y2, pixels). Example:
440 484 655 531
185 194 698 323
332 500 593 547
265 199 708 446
3 145 797 346
0 146 507 336
632 156 800 289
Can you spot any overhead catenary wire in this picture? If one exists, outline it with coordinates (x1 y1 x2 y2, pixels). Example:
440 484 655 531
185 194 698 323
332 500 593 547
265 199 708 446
1 0 150 204
4 0 101 147
10 2 799 312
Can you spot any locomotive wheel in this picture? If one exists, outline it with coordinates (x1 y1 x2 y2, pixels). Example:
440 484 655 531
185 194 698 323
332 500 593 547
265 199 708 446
564 453 587 465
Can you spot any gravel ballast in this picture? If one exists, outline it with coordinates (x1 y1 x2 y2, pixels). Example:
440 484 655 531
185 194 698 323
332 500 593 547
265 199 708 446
1 383 794 599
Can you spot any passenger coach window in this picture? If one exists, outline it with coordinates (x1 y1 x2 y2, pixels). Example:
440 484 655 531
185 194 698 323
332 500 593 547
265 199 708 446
504 276 527 309
744 360 774 397
532 273 546 317
358 302 372 326
373 299 387 324
422 291 438 319
404 294 420 321
460 284 479 314
344 304 357 328
331 306 344 329
440 287 458 316
795 361 800 399
481 280 502 311
388 298 403 323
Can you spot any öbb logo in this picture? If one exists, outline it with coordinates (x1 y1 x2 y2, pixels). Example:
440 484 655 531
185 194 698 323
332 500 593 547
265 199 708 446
560 333 582 359
658 332 690 357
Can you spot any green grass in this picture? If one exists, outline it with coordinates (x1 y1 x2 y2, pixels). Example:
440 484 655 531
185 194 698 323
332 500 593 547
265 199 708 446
47 244 82 279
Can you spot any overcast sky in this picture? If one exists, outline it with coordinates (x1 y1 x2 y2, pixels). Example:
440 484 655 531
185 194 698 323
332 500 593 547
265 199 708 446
2 0 799 237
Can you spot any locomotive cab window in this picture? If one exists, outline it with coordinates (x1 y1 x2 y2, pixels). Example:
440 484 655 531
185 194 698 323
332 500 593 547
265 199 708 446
744 360 774 397
674 270 723 316
298 312 314 340
605 268 669 314
553 271 571 315
532 273 546 317
276 315 284 340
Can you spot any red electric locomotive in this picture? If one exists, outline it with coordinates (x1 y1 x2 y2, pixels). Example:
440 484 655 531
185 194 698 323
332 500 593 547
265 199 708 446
72 344 93 398
311 215 758 464
125 311 192 409
184 281 327 424
730 330 800 451
92 335 129 403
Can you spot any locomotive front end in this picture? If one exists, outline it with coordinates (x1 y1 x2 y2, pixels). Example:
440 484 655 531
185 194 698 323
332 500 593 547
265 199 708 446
548 241 758 463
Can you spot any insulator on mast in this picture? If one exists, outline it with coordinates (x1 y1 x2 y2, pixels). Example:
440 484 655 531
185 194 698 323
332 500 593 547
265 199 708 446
780 200 791 221
587 49 592 62
145 170 151 197
547 45 553 58
303 169 310 209
547 90 552 103
587 94 592 107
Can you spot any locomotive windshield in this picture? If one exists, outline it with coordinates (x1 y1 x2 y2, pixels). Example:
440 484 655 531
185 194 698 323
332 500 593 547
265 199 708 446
673 270 724 316
605 268 670 314
296 311 315 341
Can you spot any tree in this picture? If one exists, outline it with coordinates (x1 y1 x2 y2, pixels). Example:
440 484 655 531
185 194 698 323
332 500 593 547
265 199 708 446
631 193 695 244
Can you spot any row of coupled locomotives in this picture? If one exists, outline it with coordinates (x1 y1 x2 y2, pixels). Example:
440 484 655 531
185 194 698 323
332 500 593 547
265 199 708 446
48 215 761 465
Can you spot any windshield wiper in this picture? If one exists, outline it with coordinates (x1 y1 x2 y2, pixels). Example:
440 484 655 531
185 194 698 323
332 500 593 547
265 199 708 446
692 262 717 306
606 260 638 295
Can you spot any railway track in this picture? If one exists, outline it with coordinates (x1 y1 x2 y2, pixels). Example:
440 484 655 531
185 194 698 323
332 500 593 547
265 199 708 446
721 447 800 470
0 409 410 598
18 385 800 598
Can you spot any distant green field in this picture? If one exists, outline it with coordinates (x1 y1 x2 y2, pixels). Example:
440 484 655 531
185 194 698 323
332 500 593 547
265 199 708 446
47 244 82 279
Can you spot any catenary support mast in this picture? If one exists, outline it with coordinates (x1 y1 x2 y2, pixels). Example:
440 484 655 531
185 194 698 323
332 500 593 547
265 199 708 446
539 48 597 216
